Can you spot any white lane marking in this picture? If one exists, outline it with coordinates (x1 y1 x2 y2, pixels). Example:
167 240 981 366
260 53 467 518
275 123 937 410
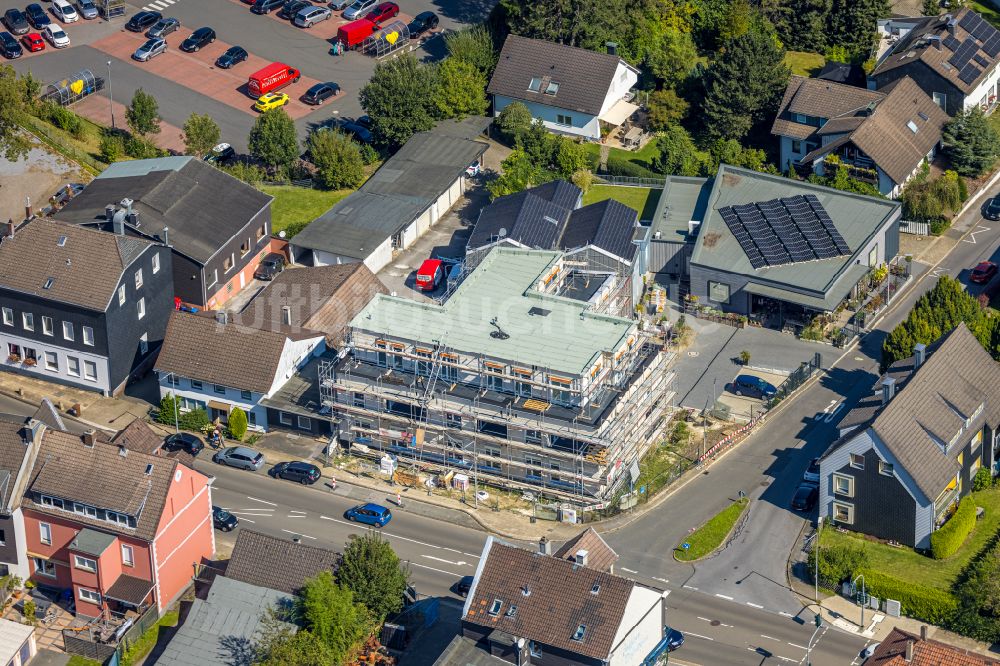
779 611 793 617
285 515 306 519
318 515 481 558
823 402 844 423
715 593 734 600
621 567 638 573
685 632 714 641
280 529 316 540
235 517 254 523
696 617 712 622
683 585 698 590
463 552 480 558
422 555 465 566
746 602 764 609
288 510 307 515
775 657 796 663
410 562 463 577
443 547 461 553
652 576 669 583
246 496 278 506
760 635 779 641
817 399 837 421
226 510 274 515
787 643 808 651
963 225 991 244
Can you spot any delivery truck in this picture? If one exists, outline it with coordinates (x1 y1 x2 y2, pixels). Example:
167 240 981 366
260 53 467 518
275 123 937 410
337 18 376 50
247 62 301 97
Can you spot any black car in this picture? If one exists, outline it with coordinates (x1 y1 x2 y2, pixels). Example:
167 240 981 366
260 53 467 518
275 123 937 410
0 31 22 59
455 575 474 596
666 628 685 652
251 0 285 14
204 142 237 163
356 114 372 129
279 0 312 18
407 10 438 38
985 196 1000 221
180 26 215 52
24 4 49 29
2 9 28 35
791 483 819 512
163 432 205 455
125 10 161 32
340 121 373 144
212 505 239 532
302 81 340 105
269 461 321 485
215 45 248 68
254 252 285 280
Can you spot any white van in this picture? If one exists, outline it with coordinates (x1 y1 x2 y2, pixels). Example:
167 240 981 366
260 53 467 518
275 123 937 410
51 0 79 23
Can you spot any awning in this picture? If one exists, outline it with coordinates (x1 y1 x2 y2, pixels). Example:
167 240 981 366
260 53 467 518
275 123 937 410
105 574 154 607
599 98 639 126
207 400 230 412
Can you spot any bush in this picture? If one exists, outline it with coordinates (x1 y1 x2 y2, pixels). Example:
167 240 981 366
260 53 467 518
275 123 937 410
358 143 379 166
807 542 869 589
228 407 248 441
179 409 210 432
974 468 993 492
605 156 659 178
222 162 267 187
860 569 958 625
950 533 1000 642
99 132 126 163
124 134 164 159
40 102 83 136
156 394 210 432
930 218 952 236
931 496 977 559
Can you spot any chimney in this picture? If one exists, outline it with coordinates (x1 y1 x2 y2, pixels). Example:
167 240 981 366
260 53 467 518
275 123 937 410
913 343 926 369
920 625 928 640
125 210 139 228
112 210 126 236
162 226 170 247
82 429 96 448
120 197 133 215
281 306 292 326
118 443 128 458
882 377 896 405
606 41 617 56
105 204 116 227
6 220 13 239
24 196 32 221
905 640 914 662
575 549 589 567
216 311 229 325
538 536 551 556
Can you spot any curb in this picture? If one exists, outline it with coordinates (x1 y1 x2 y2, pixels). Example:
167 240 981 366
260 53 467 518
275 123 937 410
671 498 751 563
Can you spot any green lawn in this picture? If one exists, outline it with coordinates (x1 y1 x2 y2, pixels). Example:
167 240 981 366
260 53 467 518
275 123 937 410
820 489 1000 592
583 185 661 220
67 657 103 666
262 185 352 237
581 138 662 172
19 113 108 175
785 51 826 77
675 497 750 561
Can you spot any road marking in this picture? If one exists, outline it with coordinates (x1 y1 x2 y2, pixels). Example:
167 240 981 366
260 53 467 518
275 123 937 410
236 517 255 523
746 602 764 609
280 529 316 540
683 585 698 590
246 496 278 506
714 593 734 600
463 552 480 558
697 617 711 622
317 515 482 558
621 567 638 573
289 510 306 515
787 643 808 650
442 547 461 553
285 515 306 519
684 632 714 641
760 635 779 641
823 402 844 423
963 225 991 244
422 555 463 566
410 562 463 577
779 611 793 617
226 510 273 516
652 576 669 583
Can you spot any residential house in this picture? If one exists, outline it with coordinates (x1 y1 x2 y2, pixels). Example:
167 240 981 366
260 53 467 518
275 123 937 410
552 528 619 574
815 61 867 87
322 247 675 501
291 118 488 273
108 418 166 456
21 428 215 618
54 157 275 309
0 218 172 396
465 180 646 317
818 324 1000 548
224 530 339 595
447 535 667 666
0 619 36 666
772 76 949 197
866 626 1000 665
488 35 640 140
869 8 1000 116
0 416 45 580
155 311 326 431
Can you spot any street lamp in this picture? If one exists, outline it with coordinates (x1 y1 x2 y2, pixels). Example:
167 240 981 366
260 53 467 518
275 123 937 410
106 60 115 130
815 517 823 602
804 613 823 666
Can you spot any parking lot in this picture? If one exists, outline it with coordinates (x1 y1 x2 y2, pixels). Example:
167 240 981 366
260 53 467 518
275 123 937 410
3 0 495 151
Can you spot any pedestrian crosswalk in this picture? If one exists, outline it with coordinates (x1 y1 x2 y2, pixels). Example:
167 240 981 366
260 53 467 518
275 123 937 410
141 0 179 11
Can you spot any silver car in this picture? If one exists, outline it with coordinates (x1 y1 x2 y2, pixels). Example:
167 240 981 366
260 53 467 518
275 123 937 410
147 17 179 39
75 0 98 19
295 6 332 27
133 38 166 62
342 0 376 20
213 446 266 471
329 0 351 8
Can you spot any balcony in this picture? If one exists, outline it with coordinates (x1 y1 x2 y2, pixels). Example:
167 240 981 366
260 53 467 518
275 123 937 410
935 486 960 524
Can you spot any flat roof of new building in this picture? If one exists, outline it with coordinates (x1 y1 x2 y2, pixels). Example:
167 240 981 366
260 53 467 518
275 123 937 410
650 176 710 243
349 248 635 376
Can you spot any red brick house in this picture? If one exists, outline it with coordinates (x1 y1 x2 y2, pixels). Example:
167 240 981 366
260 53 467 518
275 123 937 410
20 427 213 619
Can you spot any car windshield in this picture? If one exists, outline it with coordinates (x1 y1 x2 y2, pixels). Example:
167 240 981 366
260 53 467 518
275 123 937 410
215 509 231 520
141 40 156 49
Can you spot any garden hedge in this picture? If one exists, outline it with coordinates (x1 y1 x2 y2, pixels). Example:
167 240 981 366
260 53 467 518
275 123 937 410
931 496 977 559
605 156 659 178
858 569 958 625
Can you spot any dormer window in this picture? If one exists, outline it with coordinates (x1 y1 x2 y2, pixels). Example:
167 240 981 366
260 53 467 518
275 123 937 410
488 599 503 616
545 81 559 95
591 583 600 595
505 604 517 618
572 625 587 641
528 77 542 92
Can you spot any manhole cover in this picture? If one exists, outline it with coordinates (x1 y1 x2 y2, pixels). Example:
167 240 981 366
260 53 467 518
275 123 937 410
760 481 770 487
710 620 721 627
687 351 700 357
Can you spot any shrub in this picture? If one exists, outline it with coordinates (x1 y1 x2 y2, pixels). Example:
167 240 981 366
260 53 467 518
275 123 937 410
222 162 267 187
807 542 869 589
929 218 951 236
124 134 164 159
570 169 594 193
180 409 210 432
358 142 379 166
931 497 977 559
156 394 210 432
605 157 658 178
228 407 248 441
99 132 126 163
859 569 958 625
23 600 35 624
974 467 993 491
950 534 1000 642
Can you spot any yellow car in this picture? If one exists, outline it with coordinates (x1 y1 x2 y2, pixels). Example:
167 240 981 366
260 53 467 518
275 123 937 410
254 92 290 112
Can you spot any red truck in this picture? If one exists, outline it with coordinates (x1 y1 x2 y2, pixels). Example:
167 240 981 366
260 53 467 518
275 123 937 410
337 18 376 50
415 259 444 291
248 62 301 98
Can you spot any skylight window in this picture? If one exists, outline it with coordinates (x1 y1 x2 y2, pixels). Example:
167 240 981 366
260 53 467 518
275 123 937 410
505 604 518 618
488 599 503 616
907 120 919 133
144 463 154 475
43 278 54 290
572 625 587 641
528 77 542 92
591 583 600 595
545 81 559 95
57 236 67 247
918 111 929 121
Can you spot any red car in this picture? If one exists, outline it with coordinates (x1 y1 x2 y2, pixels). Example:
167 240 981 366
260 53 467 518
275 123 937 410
415 258 444 291
971 261 998 284
21 32 43 52
366 1 399 24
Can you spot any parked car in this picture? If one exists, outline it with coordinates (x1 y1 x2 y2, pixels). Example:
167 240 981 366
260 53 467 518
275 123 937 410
345 503 392 527
146 16 179 38
302 81 340 105
254 91 289 112
415 258 444 291
75 0 99 20
251 0 285 15
407 11 438 38
329 0 351 9
3 9 29 34
204 142 236 163
254 252 286 280
465 160 481 177
125 10 161 32
984 196 1000 221
455 575 474 596
215 45 248 69
212 506 239 531
279 0 312 19
132 37 166 61
860 643 880 659
42 25 69 48
269 461 321 485
247 61 300 97
213 446 265 471
180 26 215 52
791 483 819 512
25 4 50 29
340 120 372 143
666 629 685 652
970 260 998 285
365 1 398 23
294 5 332 27
803 457 820 484
356 114 372 129
51 0 79 23
20 32 43 52
342 0 377 20
728 374 777 400
0 32 21 58
162 432 204 455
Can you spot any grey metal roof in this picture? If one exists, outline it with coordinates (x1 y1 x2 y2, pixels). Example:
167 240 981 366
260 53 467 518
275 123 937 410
564 198 639 262
433 635 511 666
468 189 574 250
69 528 117 557
650 176 710 243
0 417 29 511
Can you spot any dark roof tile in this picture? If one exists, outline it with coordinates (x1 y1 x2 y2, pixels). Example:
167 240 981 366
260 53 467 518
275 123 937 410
869 627 1000 665
553 528 619 573
225 530 339 595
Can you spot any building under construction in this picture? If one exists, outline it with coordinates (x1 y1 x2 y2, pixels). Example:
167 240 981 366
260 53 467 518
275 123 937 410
320 247 675 502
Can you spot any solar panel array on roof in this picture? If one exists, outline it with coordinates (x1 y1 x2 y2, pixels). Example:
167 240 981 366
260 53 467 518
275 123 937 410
943 35 961 51
985 33 1000 58
949 37 979 68
718 195 851 269
959 62 983 84
975 53 991 67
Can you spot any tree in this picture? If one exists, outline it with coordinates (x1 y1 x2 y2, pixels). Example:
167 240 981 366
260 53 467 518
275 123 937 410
646 28 698 87
487 148 540 199
518 119 554 168
445 25 498 76
248 108 299 172
360 54 435 148
308 129 365 190
228 407 248 440
496 101 533 143
571 168 595 193
256 628 334 666
760 0 831 52
718 0 755 43
553 137 589 177
922 0 940 15
182 113 221 157
700 30 789 142
708 139 774 173
944 108 1000 177
433 58 489 120
338 532 410 622
0 69 37 161
298 572 371 663
653 125 710 176
826 0 890 60
126 88 161 137
646 89 690 131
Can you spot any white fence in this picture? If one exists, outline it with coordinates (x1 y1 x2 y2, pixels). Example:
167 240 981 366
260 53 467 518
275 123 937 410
899 220 929 235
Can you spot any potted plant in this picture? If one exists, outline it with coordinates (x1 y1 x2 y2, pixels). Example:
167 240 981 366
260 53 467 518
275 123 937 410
22 358 35 367
738 350 751 365
7 354 19 363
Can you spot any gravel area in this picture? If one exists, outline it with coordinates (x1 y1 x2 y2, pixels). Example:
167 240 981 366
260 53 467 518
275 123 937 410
0 133 91 223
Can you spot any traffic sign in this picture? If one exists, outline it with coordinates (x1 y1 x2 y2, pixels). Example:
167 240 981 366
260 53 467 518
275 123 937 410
682 542 690 550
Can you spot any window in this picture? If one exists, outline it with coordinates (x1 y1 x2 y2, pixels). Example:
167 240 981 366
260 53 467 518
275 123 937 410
528 77 542 92
121 545 134 567
67 357 80 377
832 501 854 524
78 588 101 604
74 503 97 518
488 599 503 616
933 91 947 110
208 269 218 288
1 308 10 326
850 454 865 470
529 642 543 658
118 285 126 306
0 529 5 546
525 456 542 467
192 380 203 390
353 392 366 408
708 281 731 304
279 412 293 426
62 321 74 341
73 555 97 572
83 361 97 382
39 523 51 545
446 413 462 429
256 224 267 240
41 316 53 336
248 411 256 427
32 557 55 577
214 384 226 395
487 372 504 392
791 139 802 154
224 254 235 273
526 430 542 444
43 352 57 372
139 333 148 356
879 461 894 476
572 625 587 641
22 313 33 331
137 297 145 320
179 397 206 412
794 113 808 123
6 344 17 359
545 81 559 95
83 326 94 346
134 268 143 289
868 245 878 267
151 253 160 274
107 512 130 527
556 114 572 126
833 473 854 497
240 389 252 400
240 238 251 256
298 415 311 430
40 496 64 509
166 374 180 387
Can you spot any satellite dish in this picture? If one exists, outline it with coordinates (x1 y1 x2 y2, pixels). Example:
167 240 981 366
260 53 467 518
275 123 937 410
498 227 507 238
278 230 286 238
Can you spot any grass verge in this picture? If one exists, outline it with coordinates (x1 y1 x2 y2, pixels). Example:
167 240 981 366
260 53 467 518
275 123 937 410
19 113 108 176
262 185 352 237
119 609 179 666
675 497 750 561
67 657 103 666
784 51 826 77
582 185 661 220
